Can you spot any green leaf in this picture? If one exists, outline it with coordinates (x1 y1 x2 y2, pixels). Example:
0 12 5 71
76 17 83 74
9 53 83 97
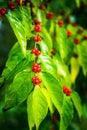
6 10 26 56
27 92 35 130
39 72 63 114
20 6 33 39
70 57 80 83
60 96 74 130
31 0 41 6
39 41 49 55
27 86 48 130
56 25 74 62
77 41 87 75
2 50 35 82
38 54 57 78
3 70 33 111
53 53 71 87
71 91 82 118
41 87 54 114
75 0 80 7
40 28 53 51
33 86 48 129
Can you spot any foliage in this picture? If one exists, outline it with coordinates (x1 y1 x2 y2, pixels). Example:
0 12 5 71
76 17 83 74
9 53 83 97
0 0 87 130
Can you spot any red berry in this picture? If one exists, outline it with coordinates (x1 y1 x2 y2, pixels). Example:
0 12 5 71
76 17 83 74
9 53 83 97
72 22 77 26
51 48 56 55
66 30 72 37
32 63 41 73
63 86 72 96
34 25 42 32
31 48 41 57
39 5 45 10
58 20 64 27
35 19 40 25
0 8 7 15
32 76 42 86
74 38 80 45
77 28 83 34
33 36 42 42
46 12 54 19
83 35 87 40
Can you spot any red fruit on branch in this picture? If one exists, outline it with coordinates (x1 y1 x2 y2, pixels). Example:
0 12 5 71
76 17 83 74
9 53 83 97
58 20 64 27
77 28 84 34
66 30 72 37
32 63 41 73
8 1 16 10
35 19 41 25
83 35 87 40
32 76 42 86
0 8 7 15
31 48 41 57
33 36 42 42
72 22 77 26
63 86 72 96
74 38 80 45
39 5 45 10
34 25 42 32
46 12 54 19
51 48 56 55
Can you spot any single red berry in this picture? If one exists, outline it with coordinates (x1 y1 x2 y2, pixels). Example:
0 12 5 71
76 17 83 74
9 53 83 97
66 30 72 37
77 28 83 34
33 35 42 42
72 22 77 26
58 20 64 27
83 35 87 40
39 5 45 10
35 19 40 25
74 38 80 45
51 48 56 55
66 89 72 96
46 12 54 19
34 25 42 32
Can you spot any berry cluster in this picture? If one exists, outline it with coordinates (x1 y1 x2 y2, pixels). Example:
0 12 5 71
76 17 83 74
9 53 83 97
32 63 41 73
66 30 72 37
35 19 41 25
46 12 54 19
34 24 42 32
83 35 87 40
15 0 29 6
31 20 42 87
32 76 42 86
63 86 72 96
0 8 7 18
33 35 42 42
31 47 41 57
8 1 16 10
74 38 80 45
58 20 64 27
